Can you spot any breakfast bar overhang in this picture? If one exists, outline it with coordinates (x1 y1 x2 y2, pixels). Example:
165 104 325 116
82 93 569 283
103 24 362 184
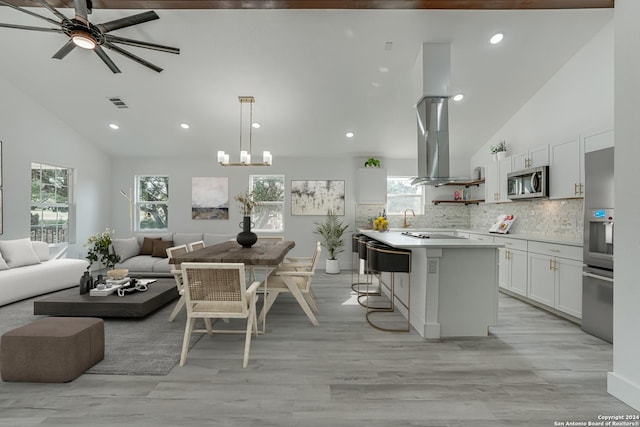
360 231 503 339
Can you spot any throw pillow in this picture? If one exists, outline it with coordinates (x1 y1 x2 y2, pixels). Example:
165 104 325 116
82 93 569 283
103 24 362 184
151 240 174 258
0 252 8 270
111 237 140 262
0 238 41 268
140 237 161 255
31 241 50 262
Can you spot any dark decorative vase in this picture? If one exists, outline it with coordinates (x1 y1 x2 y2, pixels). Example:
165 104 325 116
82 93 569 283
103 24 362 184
79 271 92 295
236 216 258 248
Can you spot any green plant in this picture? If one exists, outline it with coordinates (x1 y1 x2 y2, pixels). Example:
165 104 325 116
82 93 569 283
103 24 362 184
314 209 350 260
490 141 507 154
364 157 381 168
85 228 121 270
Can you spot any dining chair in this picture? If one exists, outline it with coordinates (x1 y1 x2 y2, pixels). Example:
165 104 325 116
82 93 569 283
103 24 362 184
179 262 261 368
166 244 189 322
187 240 206 252
259 242 321 326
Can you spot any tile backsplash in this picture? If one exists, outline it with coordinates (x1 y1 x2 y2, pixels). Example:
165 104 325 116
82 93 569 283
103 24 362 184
355 198 584 241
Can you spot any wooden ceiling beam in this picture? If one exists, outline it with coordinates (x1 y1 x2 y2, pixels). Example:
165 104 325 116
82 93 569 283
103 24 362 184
3 0 614 10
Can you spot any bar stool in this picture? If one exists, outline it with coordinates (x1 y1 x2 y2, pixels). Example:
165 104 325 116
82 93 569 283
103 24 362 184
365 245 412 332
351 235 380 296
357 240 394 309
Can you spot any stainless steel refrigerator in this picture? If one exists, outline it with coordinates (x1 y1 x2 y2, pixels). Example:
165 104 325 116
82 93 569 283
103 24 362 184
582 146 614 343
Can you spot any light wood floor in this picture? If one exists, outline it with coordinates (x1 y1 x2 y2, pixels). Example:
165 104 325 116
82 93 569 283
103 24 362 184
0 271 637 426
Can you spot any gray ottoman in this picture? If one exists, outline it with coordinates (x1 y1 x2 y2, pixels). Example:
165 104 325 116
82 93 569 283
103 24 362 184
1 317 104 382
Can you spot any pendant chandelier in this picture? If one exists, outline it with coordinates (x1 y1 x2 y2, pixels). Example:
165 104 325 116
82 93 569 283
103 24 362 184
218 96 272 166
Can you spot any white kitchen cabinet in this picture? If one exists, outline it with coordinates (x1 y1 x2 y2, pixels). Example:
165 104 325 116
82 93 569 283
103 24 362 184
484 157 512 203
511 145 549 171
527 241 583 319
357 168 387 204
467 232 494 243
496 237 527 297
549 136 583 199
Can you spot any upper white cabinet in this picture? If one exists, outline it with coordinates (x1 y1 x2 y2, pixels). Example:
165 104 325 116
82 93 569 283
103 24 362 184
357 168 387 204
484 157 512 204
549 136 584 199
511 145 549 171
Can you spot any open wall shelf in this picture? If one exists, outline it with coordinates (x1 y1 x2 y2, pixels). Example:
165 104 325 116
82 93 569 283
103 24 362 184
432 199 484 205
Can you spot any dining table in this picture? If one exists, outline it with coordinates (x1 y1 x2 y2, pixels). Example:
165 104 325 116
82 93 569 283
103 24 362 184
169 239 296 333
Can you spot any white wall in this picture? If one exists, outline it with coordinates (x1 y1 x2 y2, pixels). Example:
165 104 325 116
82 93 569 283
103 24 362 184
0 75 112 259
470 20 614 169
608 0 640 411
110 154 368 270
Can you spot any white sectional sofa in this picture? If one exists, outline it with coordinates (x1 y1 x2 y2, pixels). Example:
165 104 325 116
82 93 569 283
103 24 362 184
0 238 89 307
112 233 235 277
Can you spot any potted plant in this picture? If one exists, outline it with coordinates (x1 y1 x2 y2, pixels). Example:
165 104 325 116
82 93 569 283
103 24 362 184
490 141 507 160
364 157 381 168
314 209 349 274
85 228 121 272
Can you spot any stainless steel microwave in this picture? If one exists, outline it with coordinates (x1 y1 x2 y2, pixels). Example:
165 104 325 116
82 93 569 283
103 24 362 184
507 166 549 200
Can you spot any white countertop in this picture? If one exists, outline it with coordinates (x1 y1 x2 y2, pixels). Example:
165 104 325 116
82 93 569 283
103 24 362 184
456 229 583 247
360 230 503 249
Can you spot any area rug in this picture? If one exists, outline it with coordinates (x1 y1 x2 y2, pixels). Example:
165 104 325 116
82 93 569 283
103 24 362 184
0 288 203 376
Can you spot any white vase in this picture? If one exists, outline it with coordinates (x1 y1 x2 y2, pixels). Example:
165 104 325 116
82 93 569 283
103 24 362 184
325 259 340 274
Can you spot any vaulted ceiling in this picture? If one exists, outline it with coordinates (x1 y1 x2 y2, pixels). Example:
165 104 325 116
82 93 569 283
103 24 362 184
0 1 613 170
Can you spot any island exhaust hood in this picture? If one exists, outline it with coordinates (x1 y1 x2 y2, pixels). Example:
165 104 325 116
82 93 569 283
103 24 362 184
411 43 470 186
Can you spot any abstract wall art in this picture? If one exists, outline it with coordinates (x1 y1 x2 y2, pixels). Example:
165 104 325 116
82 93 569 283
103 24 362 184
191 177 229 220
291 180 345 216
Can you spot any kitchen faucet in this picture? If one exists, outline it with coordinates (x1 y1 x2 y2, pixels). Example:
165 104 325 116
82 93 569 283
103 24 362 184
403 208 415 228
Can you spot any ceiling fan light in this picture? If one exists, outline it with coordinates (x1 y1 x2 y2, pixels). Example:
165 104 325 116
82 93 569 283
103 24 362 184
71 31 96 50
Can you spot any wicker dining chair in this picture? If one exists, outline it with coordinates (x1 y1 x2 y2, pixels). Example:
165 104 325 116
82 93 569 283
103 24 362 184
179 262 261 368
187 240 205 252
259 242 321 326
166 244 189 322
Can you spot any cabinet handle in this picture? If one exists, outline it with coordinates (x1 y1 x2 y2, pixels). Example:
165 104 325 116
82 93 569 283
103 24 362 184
580 183 584 195
548 249 560 253
504 242 512 245
574 183 579 195
554 259 559 271
549 258 554 271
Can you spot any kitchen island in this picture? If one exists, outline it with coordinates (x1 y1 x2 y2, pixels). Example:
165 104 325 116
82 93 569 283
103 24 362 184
360 230 502 339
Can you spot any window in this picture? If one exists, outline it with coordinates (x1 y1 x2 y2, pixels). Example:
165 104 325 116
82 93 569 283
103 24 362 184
30 162 73 243
250 175 284 232
386 176 424 215
136 175 169 230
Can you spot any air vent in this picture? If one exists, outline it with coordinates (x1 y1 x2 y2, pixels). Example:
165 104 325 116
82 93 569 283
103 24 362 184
108 97 128 109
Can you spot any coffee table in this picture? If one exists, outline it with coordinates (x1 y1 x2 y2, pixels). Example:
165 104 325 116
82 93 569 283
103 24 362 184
33 279 179 318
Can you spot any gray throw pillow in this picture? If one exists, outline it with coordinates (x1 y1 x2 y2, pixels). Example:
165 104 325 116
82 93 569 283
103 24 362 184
31 241 50 262
0 238 41 268
0 251 8 270
111 237 140 262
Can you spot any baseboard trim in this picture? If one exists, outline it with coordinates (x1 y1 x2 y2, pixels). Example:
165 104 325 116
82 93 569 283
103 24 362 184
608 371 640 412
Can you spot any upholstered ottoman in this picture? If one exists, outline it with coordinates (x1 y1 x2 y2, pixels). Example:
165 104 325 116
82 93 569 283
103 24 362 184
0 317 104 382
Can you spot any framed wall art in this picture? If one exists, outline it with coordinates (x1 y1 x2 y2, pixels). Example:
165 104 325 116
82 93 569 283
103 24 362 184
291 180 345 216
191 177 229 220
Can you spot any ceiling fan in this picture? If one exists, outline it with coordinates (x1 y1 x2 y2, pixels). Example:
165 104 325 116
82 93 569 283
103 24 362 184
0 0 179 73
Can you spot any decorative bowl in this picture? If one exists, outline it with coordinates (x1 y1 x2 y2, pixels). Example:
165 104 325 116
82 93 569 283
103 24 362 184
107 269 129 280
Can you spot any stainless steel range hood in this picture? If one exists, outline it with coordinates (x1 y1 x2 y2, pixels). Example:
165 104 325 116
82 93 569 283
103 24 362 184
411 43 469 186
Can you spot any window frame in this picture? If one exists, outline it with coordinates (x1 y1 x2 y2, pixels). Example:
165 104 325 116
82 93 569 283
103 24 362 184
249 174 285 233
386 176 425 215
30 162 74 244
135 175 170 231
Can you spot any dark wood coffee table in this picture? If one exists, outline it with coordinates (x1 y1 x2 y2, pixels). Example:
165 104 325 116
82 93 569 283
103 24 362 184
33 279 179 318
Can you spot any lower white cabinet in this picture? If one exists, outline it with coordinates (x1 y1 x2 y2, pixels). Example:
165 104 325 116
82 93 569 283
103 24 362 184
527 242 583 319
496 237 527 297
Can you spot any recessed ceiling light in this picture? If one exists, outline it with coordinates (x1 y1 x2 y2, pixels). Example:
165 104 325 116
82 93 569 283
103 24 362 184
453 94 464 102
346 132 355 138
252 122 261 129
371 82 380 88
490 33 504 45
109 123 119 130
379 66 389 73
180 123 190 129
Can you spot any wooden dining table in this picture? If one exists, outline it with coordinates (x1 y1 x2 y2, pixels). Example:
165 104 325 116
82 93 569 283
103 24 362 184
169 239 296 333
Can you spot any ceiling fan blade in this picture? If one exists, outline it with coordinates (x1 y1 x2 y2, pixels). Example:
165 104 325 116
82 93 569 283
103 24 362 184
0 0 61 26
52 40 76 60
0 22 63 33
33 0 70 24
104 41 163 73
96 11 159 34
94 45 121 73
72 0 89 25
105 34 179 55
